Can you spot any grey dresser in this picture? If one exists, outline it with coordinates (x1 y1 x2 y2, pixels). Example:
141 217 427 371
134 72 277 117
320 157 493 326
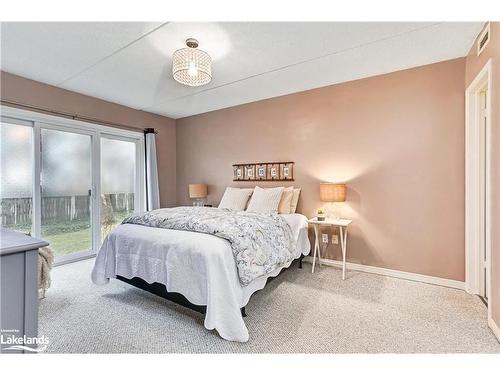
0 228 48 354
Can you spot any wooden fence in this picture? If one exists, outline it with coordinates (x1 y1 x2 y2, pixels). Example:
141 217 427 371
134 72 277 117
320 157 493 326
1 193 134 226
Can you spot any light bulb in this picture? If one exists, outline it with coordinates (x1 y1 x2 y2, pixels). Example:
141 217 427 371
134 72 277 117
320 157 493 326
188 61 198 77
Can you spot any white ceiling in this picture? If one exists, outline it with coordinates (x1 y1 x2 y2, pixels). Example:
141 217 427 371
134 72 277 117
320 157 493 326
1 22 483 119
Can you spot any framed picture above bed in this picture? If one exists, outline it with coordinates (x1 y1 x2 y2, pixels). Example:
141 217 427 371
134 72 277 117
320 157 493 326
267 163 280 180
256 164 267 180
233 165 244 180
280 163 293 180
244 165 255 180
232 162 294 181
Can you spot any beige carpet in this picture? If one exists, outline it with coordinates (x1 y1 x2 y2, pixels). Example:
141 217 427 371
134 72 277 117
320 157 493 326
39 258 500 353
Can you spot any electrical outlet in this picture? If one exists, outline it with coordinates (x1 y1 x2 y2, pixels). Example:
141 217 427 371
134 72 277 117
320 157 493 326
322 234 329 243
332 234 339 245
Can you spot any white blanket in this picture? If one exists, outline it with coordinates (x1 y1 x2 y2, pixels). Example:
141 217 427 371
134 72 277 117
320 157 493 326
91 213 310 342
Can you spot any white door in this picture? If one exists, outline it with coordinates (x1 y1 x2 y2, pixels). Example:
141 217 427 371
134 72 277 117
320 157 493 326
39 125 96 262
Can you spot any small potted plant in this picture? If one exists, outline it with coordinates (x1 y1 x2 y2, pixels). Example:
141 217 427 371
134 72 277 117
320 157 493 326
317 208 326 221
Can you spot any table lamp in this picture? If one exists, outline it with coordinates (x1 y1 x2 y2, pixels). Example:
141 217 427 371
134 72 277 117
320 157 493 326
189 184 208 206
320 183 346 219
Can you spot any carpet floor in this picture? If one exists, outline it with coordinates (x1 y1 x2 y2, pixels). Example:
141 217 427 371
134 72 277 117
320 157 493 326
39 258 500 353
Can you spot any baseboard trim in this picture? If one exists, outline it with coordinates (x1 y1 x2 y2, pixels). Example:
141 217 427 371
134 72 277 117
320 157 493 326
489 317 500 343
303 256 465 290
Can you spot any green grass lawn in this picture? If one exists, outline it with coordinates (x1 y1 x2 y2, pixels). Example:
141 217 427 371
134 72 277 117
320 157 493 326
43 227 92 256
4 210 131 257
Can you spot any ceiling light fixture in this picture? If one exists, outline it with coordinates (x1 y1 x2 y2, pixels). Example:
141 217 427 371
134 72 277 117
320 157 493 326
172 38 212 87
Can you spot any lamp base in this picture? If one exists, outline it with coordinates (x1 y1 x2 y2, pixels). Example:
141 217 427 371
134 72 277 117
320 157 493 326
192 198 206 207
327 202 342 220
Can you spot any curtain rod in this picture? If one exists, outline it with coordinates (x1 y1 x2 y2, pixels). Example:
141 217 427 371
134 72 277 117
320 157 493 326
0 99 148 134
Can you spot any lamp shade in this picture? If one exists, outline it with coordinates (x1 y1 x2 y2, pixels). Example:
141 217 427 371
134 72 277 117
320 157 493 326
172 39 212 87
189 184 208 199
320 183 346 202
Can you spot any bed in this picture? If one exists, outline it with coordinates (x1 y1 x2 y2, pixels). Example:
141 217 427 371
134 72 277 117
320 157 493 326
91 206 310 342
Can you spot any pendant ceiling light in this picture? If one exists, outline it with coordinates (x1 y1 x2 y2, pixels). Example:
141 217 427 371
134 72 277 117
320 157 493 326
172 38 212 87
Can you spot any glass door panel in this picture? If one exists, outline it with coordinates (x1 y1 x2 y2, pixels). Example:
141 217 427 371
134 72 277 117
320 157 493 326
40 128 92 257
100 136 136 239
0 121 33 234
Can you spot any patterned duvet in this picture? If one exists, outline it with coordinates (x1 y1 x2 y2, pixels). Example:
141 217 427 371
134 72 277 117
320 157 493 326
122 206 297 286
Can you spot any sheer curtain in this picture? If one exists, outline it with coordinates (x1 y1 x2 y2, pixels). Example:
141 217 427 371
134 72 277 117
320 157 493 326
144 128 160 211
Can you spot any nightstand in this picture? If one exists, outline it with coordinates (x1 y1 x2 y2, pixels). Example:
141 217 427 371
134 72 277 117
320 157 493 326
308 217 353 279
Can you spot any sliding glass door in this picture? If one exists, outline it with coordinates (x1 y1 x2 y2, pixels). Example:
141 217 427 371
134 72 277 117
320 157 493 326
0 108 145 264
40 128 93 258
100 136 137 239
0 118 34 234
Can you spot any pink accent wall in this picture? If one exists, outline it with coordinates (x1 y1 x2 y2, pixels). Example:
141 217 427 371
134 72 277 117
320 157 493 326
176 58 467 281
465 22 500 332
0 71 177 208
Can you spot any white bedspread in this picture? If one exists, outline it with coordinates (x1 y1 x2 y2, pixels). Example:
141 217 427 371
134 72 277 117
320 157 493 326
91 213 310 342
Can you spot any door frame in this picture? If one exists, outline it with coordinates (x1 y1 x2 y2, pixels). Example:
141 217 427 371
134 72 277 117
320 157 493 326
465 59 492 315
1 105 146 264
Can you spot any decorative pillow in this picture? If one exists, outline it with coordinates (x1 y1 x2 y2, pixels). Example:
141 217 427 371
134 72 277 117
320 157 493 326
218 187 253 211
246 186 285 214
290 188 301 213
278 186 294 214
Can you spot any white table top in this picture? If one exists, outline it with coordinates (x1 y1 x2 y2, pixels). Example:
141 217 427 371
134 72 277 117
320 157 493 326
308 217 352 226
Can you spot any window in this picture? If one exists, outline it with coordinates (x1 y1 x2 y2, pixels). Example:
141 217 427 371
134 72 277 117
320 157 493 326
40 128 93 257
0 107 145 263
100 136 137 238
0 119 33 234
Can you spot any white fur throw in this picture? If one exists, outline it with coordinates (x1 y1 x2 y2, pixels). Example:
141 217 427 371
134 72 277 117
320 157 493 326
38 246 54 299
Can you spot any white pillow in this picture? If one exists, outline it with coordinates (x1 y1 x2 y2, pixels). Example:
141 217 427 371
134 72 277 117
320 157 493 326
246 186 285 214
218 187 253 211
290 188 301 213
